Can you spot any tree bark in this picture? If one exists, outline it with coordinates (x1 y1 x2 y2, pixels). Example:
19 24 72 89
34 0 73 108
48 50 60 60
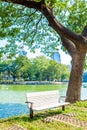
66 50 86 103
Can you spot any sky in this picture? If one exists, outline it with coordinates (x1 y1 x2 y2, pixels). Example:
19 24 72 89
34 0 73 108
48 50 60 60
0 40 71 65
59 50 71 65
26 48 71 65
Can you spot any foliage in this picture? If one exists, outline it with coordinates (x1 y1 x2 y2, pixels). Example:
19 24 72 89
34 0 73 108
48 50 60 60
19 56 32 80
66 0 87 33
84 56 87 70
0 43 20 60
0 55 70 81
0 63 8 72
31 56 50 80
75 101 87 108
0 1 59 55
45 60 61 81
0 0 86 56
9 58 23 81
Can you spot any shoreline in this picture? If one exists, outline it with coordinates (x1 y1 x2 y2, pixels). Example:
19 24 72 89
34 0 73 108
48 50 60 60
0 81 67 85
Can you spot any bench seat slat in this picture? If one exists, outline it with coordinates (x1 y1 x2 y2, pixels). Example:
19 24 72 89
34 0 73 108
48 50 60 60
33 102 70 110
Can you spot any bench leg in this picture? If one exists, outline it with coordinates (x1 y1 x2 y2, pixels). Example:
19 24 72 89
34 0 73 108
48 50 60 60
30 107 33 118
62 105 65 111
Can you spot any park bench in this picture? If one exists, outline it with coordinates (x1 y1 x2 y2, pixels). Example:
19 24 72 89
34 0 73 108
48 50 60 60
26 90 70 118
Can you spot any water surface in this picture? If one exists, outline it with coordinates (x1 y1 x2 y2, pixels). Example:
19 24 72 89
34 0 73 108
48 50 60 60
0 84 87 119
0 84 66 119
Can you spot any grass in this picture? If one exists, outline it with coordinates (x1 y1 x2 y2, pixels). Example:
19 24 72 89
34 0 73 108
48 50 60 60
0 101 87 130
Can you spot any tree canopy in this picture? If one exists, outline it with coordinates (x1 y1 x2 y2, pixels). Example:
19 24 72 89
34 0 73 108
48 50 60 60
0 0 87 56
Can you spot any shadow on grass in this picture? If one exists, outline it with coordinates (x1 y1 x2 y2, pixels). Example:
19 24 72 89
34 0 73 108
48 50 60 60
0 109 63 123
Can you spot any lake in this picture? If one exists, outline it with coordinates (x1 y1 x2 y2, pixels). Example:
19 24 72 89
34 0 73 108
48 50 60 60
0 84 87 119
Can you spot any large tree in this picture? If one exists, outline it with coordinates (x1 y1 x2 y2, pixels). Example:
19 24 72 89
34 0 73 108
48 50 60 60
1 0 87 103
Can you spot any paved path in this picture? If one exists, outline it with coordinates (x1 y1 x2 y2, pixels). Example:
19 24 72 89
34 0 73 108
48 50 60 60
8 124 26 130
43 113 87 128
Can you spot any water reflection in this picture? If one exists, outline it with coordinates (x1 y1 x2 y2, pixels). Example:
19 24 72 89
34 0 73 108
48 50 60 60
0 103 28 119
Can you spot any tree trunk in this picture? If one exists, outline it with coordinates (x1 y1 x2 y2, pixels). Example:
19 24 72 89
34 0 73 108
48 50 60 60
66 50 86 103
13 76 16 82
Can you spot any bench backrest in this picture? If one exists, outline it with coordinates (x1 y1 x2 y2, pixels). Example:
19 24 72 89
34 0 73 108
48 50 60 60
26 90 60 108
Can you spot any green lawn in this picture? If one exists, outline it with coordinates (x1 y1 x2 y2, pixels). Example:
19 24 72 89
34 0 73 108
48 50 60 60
0 101 87 130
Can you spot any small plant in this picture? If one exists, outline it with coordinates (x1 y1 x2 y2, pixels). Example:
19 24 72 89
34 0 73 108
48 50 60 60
74 101 87 108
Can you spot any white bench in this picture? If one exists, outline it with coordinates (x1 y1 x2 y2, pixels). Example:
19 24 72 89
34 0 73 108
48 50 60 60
26 90 70 118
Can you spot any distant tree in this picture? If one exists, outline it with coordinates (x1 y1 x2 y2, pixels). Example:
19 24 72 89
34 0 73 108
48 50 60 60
44 60 70 81
20 56 32 80
59 64 70 82
45 60 59 81
0 63 7 80
32 56 49 81
10 56 24 81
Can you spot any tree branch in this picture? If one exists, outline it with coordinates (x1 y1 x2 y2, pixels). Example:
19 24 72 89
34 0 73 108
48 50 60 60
2 0 87 46
41 5 87 46
30 14 43 44
2 0 41 11
60 36 76 58
82 25 87 38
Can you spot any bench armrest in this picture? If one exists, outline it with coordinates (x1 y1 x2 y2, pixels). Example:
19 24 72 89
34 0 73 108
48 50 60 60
60 96 66 98
59 96 67 102
25 101 33 104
